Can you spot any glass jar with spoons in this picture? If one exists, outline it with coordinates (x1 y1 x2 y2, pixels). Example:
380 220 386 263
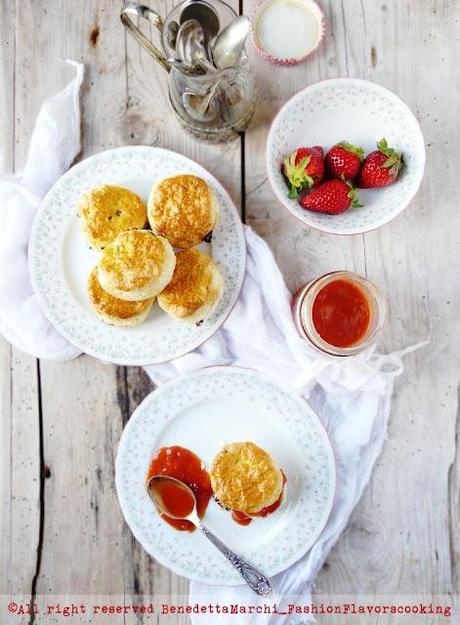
121 0 256 142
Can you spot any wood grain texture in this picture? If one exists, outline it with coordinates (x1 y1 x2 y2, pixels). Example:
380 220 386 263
0 344 41 603
6 0 240 621
1 0 459 623
315 1 460 606
10 0 129 606
243 0 460 617
0 0 42 607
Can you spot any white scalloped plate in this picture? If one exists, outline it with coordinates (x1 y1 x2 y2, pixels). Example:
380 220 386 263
29 146 246 365
267 78 426 234
115 366 336 585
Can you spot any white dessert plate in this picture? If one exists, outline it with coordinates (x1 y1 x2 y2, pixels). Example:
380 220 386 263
115 366 336 585
29 146 246 365
267 78 426 234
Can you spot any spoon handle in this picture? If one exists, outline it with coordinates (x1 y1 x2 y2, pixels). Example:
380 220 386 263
198 522 273 596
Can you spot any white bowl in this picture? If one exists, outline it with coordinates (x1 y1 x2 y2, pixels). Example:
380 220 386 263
266 78 426 235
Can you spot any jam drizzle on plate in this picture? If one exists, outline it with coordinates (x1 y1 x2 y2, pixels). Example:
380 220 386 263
231 472 287 526
146 446 212 532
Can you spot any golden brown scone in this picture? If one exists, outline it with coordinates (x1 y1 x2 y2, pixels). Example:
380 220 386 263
157 248 224 324
87 267 154 326
98 229 176 301
77 185 147 250
148 174 219 248
210 442 283 514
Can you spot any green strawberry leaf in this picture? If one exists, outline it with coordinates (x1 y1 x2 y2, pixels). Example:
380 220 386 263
378 138 402 177
383 156 397 168
283 151 314 197
338 141 365 161
288 185 300 199
347 184 363 209
377 137 389 153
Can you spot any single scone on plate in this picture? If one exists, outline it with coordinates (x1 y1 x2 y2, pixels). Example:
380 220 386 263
148 174 219 248
157 248 224 324
210 442 285 525
87 267 154 327
97 229 176 301
76 185 147 250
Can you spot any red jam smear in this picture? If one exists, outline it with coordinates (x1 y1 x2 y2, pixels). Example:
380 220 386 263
154 480 195 518
312 279 371 348
147 446 212 532
231 472 287 526
231 510 253 526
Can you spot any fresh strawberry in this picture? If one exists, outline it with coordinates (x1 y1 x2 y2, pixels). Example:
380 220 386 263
359 138 403 188
298 179 362 215
325 141 364 179
282 146 325 198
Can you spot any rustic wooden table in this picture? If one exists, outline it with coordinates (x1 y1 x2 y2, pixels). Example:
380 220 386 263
1 1 459 623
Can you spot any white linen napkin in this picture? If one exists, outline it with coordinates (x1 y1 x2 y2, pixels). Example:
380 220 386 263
0 64 426 624
146 228 423 624
0 60 83 360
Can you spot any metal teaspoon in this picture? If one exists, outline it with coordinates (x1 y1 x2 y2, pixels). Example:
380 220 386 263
147 475 273 596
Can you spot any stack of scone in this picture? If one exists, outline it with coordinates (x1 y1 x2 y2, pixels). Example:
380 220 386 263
77 175 224 327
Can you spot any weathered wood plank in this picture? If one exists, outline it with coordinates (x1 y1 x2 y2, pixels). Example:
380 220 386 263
2 1 459 623
0 342 42 602
36 357 126 593
0 338 12 595
243 0 459 617
315 1 460 609
0 0 42 606
12 0 128 601
0 17 16 599
12 0 242 618
0 0 15 174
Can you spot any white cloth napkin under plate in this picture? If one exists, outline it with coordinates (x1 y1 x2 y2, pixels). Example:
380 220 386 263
146 227 422 624
0 63 427 624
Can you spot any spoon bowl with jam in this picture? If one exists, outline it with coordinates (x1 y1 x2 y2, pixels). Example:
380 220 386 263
147 475 273 596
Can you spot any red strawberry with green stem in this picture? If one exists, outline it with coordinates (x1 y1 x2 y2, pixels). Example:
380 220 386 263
325 141 364 179
298 178 362 215
359 138 403 188
282 146 325 199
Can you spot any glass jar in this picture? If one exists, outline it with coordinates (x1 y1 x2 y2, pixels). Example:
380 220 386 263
292 271 386 357
121 0 256 142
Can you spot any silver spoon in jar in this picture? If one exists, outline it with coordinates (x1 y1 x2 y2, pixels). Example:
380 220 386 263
179 0 220 44
176 19 218 74
211 16 250 69
147 475 273 596
166 57 206 76
176 19 209 65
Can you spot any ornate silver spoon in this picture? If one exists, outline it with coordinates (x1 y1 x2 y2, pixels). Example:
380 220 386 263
147 475 273 596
